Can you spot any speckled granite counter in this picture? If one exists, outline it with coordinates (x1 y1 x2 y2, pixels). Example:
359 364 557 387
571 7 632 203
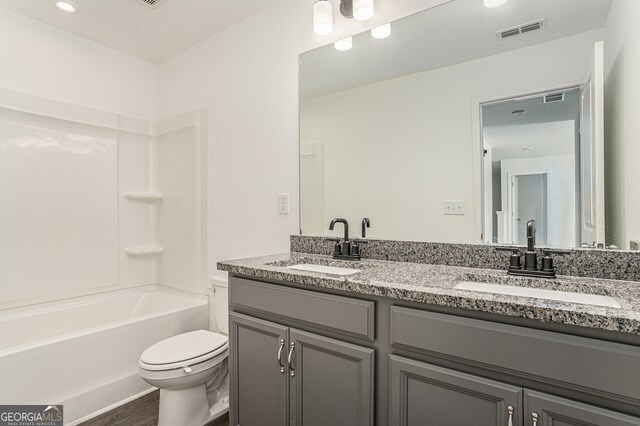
218 252 640 335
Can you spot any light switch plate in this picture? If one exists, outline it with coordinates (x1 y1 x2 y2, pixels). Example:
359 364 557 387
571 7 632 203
278 193 290 215
444 200 465 215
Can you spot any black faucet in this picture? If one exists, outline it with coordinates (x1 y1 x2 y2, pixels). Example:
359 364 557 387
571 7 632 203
329 218 349 241
328 218 365 260
361 218 370 238
527 220 536 251
524 220 537 271
495 219 570 278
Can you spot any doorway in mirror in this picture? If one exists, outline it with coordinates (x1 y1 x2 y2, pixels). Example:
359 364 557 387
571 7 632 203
481 87 582 248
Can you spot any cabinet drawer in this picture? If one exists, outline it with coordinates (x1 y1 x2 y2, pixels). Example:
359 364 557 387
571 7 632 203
230 277 375 340
390 306 640 403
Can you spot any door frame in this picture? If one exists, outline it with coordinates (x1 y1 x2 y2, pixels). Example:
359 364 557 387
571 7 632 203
506 170 550 245
473 78 584 244
299 142 325 235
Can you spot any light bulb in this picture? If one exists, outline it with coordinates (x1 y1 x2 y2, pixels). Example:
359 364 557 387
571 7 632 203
371 23 391 39
353 0 374 21
313 0 333 36
55 1 77 13
483 0 509 8
334 37 353 51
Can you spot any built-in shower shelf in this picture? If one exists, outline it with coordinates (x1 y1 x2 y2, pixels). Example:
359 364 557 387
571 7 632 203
124 191 163 201
124 246 164 256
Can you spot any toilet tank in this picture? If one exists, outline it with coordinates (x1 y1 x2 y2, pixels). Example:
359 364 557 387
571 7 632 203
209 273 229 335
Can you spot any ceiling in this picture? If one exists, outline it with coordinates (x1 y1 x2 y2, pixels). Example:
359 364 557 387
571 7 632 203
483 88 581 128
0 0 281 63
483 121 577 161
300 0 612 99
482 90 581 161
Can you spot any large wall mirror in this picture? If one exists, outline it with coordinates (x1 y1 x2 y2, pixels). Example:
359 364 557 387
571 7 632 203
299 0 640 250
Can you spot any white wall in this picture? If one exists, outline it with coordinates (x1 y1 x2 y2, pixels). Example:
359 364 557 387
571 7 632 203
603 0 640 249
500 155 576 248
0 8 158 121
299 32 599 243
158 0 452 274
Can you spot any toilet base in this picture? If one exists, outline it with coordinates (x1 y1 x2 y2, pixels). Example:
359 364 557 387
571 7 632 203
158 384 209 426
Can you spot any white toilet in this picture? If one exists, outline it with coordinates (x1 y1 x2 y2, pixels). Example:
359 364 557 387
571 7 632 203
139 276 229 426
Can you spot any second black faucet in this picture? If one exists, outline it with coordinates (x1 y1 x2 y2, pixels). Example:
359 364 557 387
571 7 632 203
496 219 570 278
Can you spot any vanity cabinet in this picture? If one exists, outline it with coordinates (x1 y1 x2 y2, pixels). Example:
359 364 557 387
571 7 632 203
230 312 374 426
523 391 640 426
389 355 640 426
229 313 289 426
389 355 522 426
227 275 640 426
289 328 374 426
390 305 640 426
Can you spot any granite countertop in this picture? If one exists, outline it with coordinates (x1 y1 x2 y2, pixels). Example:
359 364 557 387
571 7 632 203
218 252 640 336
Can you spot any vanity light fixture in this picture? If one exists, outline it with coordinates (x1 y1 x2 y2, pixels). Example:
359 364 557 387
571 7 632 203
55 0 78 13
334 37 353 51
483 0 510 8
314 0 374 36
371 23 391 39
313 0 334 36
353 0 375 21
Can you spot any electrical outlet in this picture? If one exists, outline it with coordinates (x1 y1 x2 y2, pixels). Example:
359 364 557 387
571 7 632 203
444 200 465 215
278 193 290 215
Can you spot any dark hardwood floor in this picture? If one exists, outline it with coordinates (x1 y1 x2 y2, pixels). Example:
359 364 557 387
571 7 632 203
79 390 229 426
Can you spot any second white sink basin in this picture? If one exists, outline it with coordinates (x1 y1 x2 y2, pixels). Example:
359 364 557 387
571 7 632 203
455 281 621 308
286 264 361 276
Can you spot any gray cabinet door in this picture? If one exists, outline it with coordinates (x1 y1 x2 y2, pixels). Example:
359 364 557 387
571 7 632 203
230 312 289 426
524 390 640 426
389 355 522 426
289 329 375 426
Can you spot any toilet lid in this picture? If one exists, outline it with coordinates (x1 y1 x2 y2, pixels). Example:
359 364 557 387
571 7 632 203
140 330 228 365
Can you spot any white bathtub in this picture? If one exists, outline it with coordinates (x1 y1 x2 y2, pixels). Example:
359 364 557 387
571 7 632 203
0 285 208 425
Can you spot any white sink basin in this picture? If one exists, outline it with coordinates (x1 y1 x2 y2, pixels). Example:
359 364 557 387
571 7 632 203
454 281 621 309
286 264 361 276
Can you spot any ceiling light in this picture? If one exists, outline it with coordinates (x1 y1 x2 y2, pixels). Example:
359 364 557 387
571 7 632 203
522 147 534 151
483 0 509 8
371 23 391 39
512 109 526 116
334 37 353 51
55 0 78 13
353 0 374 21
313 0 333 36
314 0 375 34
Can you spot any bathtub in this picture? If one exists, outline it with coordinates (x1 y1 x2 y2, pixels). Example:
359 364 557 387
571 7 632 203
0 285 209 425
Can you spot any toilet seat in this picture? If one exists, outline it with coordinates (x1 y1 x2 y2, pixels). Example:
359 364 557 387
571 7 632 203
139 330 228 372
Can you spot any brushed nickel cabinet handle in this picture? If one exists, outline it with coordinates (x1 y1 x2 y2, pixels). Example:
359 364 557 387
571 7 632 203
531 412 539 426
277 338 285 373
507 405 514 426
287 341 296 377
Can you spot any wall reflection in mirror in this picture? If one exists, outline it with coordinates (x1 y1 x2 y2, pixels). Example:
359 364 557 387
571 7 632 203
299 0 640 250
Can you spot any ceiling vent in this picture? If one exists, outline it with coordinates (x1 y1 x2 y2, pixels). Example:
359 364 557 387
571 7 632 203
496 18 547 40
135 0 168 8
544 92 565 103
